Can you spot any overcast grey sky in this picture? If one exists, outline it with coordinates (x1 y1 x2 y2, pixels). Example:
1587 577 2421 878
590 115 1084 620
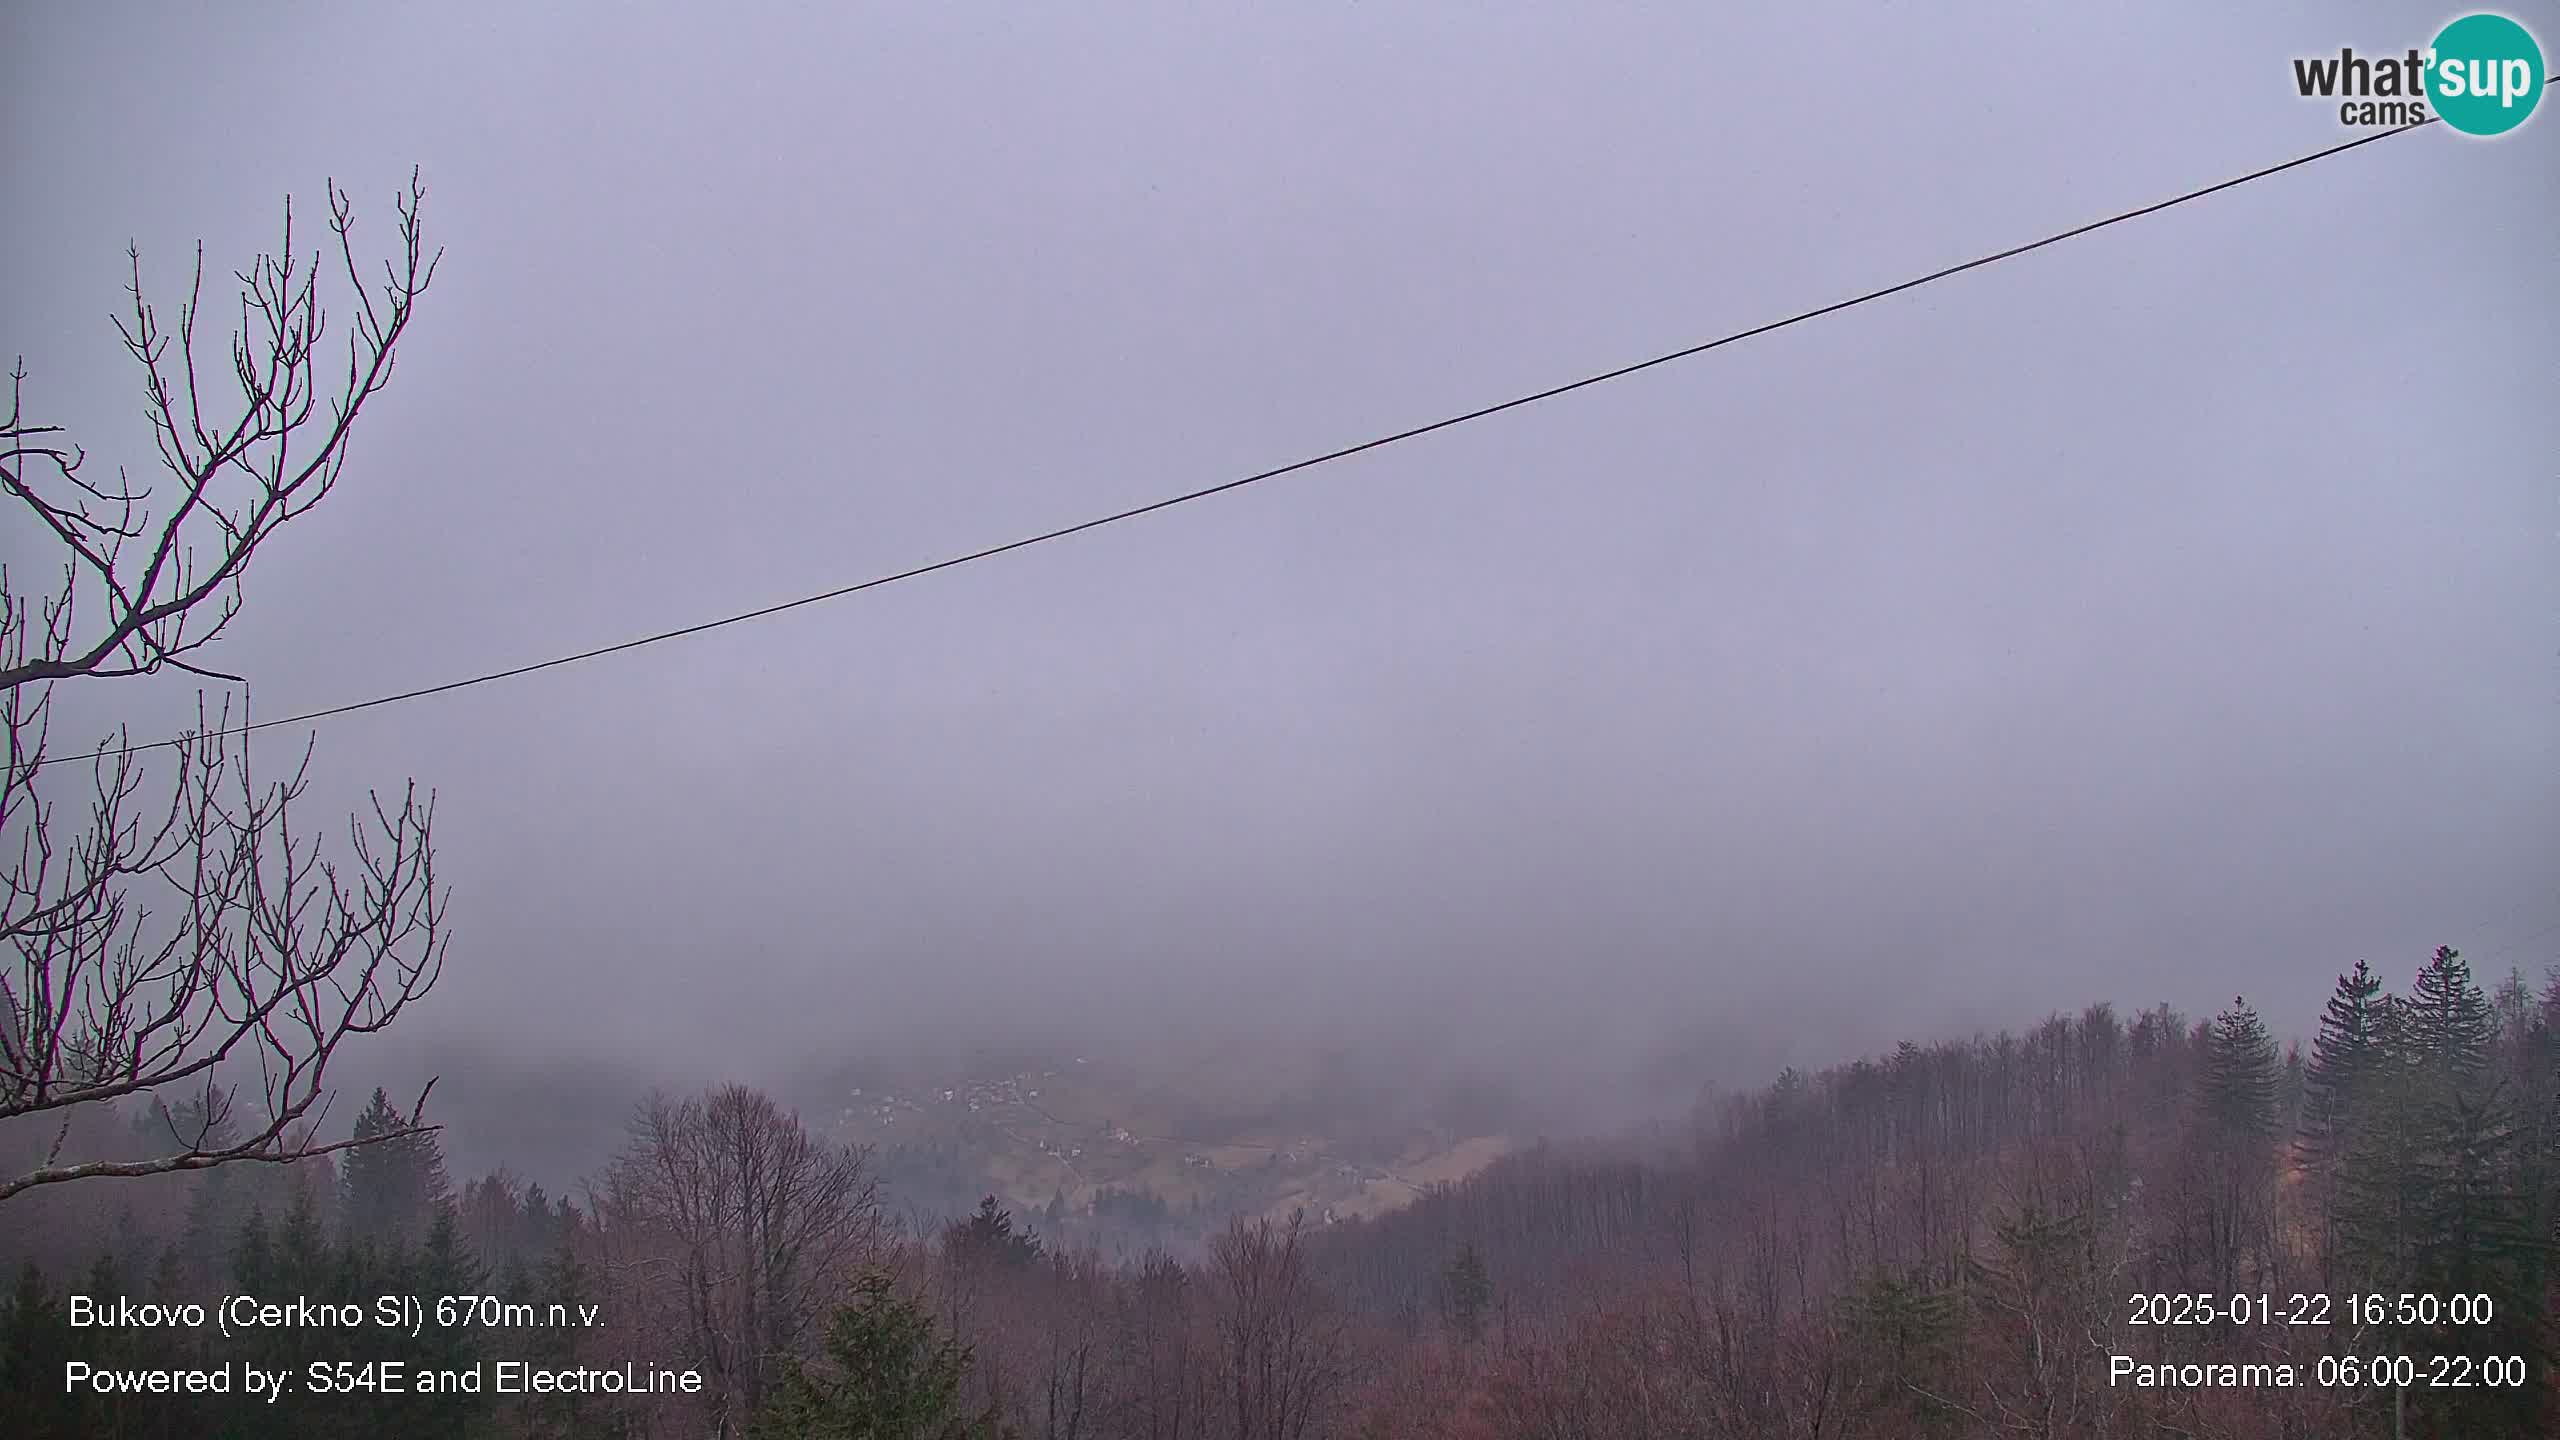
5 2 2554 1114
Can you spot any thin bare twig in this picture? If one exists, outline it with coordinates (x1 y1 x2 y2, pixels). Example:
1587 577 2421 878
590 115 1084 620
1 172 444 1204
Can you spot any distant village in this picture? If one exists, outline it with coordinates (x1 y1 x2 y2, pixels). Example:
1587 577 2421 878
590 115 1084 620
824 1055 1462 1246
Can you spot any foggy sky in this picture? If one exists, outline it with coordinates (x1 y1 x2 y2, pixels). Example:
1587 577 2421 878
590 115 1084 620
4 2 2554 1129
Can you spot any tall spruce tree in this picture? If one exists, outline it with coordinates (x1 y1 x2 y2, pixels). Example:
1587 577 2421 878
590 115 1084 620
2341 992 2425 1296
2304 960 2384 1143
272 1178 332 1297
2191 998 2282 1292
2330 953 2551 1437
2407 950 2546 1435
2200 996 2279 1138
408 1208 494 1434
2303 962 2389 1286
339 1087 452 1251
2407 946 2497 1087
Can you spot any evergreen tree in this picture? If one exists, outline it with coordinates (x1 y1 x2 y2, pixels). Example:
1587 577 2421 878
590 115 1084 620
1440 1242 1491 1344
943 1195 1043 1270
519 1239 623 1440
753 1272 1009 1439
233 1207 277 1294
2330 954 2550 1436
106 1204 153 1293
1845 1268 1960 1433
74 1246 190 1440
227 1193 334 1440
2519 986 2560 1309
148 1242 187 1303
2185 997 2283 1292
2407 945 2497 1086
0 1262 83 1439
407 1207 493 1435
272 1176 333 1297
410 1203 486 1293
84 1245 123 1303
1962 1203 2123 1430
521 1179 563 1262
2303 959 2385 1147
170 1090 290 1293
2341 993 2426 1296
2302 962 2389 1287
85 1249 124 1305
2404 950 2547 1435
339 1087 452 1252
2198 996 2278 1137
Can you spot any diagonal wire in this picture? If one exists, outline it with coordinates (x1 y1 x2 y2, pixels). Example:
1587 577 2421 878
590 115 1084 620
31 105 2493 772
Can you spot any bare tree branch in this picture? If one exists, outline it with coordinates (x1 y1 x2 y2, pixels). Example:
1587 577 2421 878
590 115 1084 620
0 172 445 1204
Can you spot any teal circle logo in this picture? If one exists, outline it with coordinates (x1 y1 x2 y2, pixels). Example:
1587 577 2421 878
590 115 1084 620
2430 13 2544 135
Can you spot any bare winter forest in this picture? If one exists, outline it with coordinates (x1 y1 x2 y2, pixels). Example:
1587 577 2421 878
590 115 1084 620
7 953 2560 1436
4 4 2555 1438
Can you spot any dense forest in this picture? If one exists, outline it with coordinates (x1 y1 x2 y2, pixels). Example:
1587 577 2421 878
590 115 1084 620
2 944 2552 1438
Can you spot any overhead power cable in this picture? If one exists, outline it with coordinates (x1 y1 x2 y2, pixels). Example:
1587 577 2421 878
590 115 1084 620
36 108 2479 771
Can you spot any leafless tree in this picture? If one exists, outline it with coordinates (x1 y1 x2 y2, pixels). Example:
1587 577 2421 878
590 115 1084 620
597 1084 886 1438
1007 1245 1113 1440
0 171 445 1203
1109 1247 1214 1440
1211 1210 1354 1440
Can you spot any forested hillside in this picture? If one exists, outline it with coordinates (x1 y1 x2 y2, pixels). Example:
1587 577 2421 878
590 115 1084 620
2 944 2551 1437
1325 947 2556 1437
